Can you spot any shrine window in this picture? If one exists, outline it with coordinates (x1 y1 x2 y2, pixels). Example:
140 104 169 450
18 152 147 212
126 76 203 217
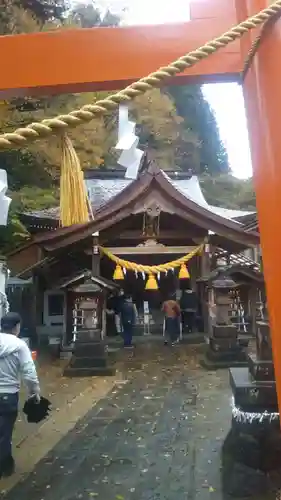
44 290 65 327
48 294 64 317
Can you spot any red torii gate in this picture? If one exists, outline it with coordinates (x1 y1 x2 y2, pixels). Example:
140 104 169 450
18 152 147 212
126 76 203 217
1 0 281 414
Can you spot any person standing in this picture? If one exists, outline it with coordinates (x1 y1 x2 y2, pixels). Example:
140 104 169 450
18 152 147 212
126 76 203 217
106 293 118 337
120 296 137 348
180 288 198 333
0 312 40 478
162 294 181 345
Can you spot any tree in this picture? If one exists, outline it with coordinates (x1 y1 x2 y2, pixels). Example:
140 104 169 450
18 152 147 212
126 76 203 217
0 187 59 253
131 89 198 170
17 0 67 23
70 1 120 28
0 0 67 34
166 85 229 175
200 174 256 210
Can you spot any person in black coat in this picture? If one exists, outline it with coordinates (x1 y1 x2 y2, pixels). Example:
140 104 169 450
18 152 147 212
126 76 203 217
119 296 137 348
180 289 198 333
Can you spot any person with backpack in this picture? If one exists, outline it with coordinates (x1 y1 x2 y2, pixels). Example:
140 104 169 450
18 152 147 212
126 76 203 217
0 312 40 478
162 294 181 345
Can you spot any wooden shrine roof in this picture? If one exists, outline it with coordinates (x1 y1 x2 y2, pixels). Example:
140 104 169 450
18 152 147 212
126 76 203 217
9 159 260 272
20 167 254 231
243 214 259 233
198 263 264 285
56 269 119 291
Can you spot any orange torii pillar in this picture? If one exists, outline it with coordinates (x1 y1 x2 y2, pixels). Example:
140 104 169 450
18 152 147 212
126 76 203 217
237 0 281 416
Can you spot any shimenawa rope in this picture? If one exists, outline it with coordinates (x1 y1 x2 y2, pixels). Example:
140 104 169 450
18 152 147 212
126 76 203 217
101 244 203 274
1 0 281 149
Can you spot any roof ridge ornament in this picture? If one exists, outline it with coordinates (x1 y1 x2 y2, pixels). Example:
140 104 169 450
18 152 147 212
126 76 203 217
115 105 144 180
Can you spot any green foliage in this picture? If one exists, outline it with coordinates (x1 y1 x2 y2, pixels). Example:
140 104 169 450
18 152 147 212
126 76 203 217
200 174 256 210
0 150 54 190
0 187 59 253
166 85 229 174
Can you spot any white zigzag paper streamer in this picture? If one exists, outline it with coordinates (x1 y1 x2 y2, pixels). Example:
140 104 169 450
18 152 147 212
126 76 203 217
0 170 11 227
115 105 144 180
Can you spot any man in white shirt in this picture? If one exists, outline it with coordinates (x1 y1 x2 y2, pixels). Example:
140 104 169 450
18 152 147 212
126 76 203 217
0 312 40 478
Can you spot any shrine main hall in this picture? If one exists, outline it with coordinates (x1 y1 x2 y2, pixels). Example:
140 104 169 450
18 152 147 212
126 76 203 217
7 157 261 346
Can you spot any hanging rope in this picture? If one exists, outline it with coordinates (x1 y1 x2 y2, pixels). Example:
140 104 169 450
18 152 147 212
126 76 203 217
241 10 281 82
59 134 90 226
100 244 203 274
0 1 281 149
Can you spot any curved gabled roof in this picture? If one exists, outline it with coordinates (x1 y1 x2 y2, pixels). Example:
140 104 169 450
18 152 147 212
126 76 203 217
22 160 259 253
22 170 254 227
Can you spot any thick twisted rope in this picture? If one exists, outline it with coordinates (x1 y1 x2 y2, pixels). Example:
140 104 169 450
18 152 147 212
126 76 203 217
100 244 203 274
242 9 281 81
1 0 281 149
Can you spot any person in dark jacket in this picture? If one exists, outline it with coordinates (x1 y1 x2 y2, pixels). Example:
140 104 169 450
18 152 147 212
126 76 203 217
106 293 118 337
180 289 197 333
120 296 137 348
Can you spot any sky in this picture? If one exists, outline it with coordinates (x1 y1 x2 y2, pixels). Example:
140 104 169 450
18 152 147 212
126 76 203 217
92 0 253 179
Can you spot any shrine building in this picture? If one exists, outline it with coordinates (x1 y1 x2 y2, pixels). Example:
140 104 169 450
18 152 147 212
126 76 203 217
7 156 260 346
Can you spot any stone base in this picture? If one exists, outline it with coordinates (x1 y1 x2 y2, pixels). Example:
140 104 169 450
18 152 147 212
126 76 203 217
231 414 280 437
221 429 281 494
230 367 277 410
248 353 275 381
63 335 116 377
200 344 248 369
200 353 248 370
64 364 116 377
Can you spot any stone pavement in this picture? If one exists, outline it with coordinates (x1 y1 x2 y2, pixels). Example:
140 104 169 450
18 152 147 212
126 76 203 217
1 344 280 500
0 353 117 495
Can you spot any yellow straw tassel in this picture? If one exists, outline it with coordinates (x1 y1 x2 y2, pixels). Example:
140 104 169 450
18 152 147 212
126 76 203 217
113 265 124 280
60 134 90 227
179 264 190 280
145 274 158 290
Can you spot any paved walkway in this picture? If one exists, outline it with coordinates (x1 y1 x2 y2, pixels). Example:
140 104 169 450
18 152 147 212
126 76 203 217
1 344 279 500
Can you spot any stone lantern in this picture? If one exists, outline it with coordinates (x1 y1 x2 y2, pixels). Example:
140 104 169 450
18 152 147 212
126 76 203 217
212 269 237 327
204 268 248 368
63 272 117 377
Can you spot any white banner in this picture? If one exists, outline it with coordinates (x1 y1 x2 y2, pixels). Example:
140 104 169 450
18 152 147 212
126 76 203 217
115 105 143 179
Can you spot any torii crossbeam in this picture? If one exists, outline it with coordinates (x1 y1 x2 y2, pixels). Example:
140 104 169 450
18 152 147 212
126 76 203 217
1 0 281 421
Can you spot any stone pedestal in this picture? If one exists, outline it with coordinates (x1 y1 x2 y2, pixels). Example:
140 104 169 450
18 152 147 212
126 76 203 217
64 329 116 377
230 322 279 437
202 324 248 369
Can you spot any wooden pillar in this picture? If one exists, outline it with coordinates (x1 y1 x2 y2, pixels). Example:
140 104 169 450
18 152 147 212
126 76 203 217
92 231 100 276
201 242 211 334
236 0 281 418
65 292 74 345
249 285 258 338
201 241 211 277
